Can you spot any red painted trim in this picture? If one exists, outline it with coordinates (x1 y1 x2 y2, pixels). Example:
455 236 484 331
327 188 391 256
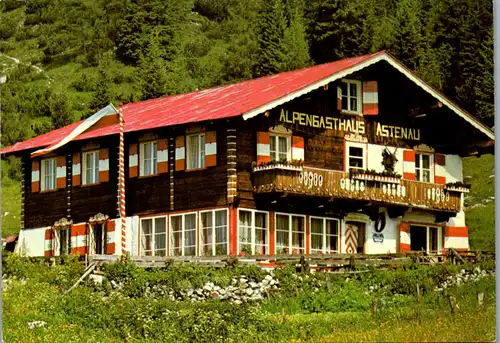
106 243 116 255
269 211 275 254
403 150 415 162
305 215 310 254
71 246 86 255
445 226 468 238
403 172 416 180
435 176 446 185
399 243 411 253
230 207 238 255
71 224 86 236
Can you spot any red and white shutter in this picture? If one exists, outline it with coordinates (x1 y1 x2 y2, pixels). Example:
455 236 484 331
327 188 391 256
205 131 217 167
337 85 343 110
72 153 81 186
402 150 416 180
292 136 304 161
362 81 378 115
56 156 66 189
99 148 110 182
399 222 411 252
256 132 270 165
106 220 116 255
31 160 40 192
444 226 469 252
129 144 138 178
44 228 55 256
157 139 169 174
70 223 87 255
434 153 446 185
175 136 185 171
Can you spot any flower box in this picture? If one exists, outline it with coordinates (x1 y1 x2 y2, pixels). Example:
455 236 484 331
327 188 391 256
253 164 303 172
444 186 470 193
352 173 401 184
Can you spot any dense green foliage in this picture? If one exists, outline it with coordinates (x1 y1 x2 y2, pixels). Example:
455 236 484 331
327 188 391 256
2 256 496 342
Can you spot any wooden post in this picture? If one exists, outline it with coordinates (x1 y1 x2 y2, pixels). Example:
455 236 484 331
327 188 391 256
416 284 422 325
371 298 377 315
281 308 286 323
448 296 457 314
477 292 484 309
325 272 331 292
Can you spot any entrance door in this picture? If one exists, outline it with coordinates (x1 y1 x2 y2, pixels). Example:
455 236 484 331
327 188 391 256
356 223 366 254
90 223 106 255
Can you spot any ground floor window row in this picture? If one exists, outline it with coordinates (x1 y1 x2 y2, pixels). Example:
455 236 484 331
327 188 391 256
139 209 341 256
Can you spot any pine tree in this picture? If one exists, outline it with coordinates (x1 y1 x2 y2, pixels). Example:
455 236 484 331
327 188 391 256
89 54 115 114
256 0 288 76
474 29 494 127
282 0 311 71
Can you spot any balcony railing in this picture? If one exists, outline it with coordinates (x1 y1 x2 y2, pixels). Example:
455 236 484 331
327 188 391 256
253 166 462 212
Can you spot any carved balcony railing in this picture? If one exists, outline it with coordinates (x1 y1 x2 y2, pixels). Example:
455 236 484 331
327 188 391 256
253 166 462 212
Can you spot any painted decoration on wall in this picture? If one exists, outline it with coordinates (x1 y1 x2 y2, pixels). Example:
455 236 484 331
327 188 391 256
372 212 386 243
345 223 358 254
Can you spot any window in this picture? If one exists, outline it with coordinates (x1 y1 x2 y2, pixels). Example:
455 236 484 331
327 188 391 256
170 213 196 256
140 217 167 256
415 153 432 182
82 150 99 185
89 223 106 255
41 158 57 191
410 225 442 253
270 135 291 162
140 141 158 176
187 134 205 169
238 210 269 255
56 229 70 256
275 213 305 254
310 217 340 253
200 209 228 256
340 79 361 113
346 142 366 171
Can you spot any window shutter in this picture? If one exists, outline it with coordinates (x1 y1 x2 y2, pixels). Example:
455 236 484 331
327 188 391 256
157 139 169 174
256 132 270 165
31 160 40 192
72 153 81 186
175 136 185 171
205 131 217 167
337 85 342 110
399 222 411 252
402 150 416 180
129 143 138 178
44 228 55 256
106 220 116 254
362 81 378 115
99 148 109 182
434 153 446 185
292 136 304 161
56 156 66 189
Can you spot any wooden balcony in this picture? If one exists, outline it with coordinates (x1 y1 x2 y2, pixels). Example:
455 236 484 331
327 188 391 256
253 166 462 212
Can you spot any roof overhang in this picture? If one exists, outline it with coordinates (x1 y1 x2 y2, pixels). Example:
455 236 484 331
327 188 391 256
242 52 494 141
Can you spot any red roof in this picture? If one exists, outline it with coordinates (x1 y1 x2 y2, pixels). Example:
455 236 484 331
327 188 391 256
0 52 382 155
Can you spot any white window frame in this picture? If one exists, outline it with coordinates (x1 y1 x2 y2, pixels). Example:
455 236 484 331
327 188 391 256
199 209 229 256
340 79 362 114
274 212 306 254
41 158 57 191
186 133 205 170
89 223 106 255
55 228 71 256
309 216 340 254
345 141 366 171
140 215 168 257
269 134 291 162
411 225 443 254
140 141 158 176
415 153 434 183
237 209 269 255
169 212 197 256
82 150 100 185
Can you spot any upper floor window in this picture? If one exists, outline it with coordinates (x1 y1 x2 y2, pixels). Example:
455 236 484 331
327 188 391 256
340 79 361 114
82 150 99 185
270 134 291 162
140 141 158 176
346 142 366 171
415 153 432 182
187 134 205 169
41 158 57 191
